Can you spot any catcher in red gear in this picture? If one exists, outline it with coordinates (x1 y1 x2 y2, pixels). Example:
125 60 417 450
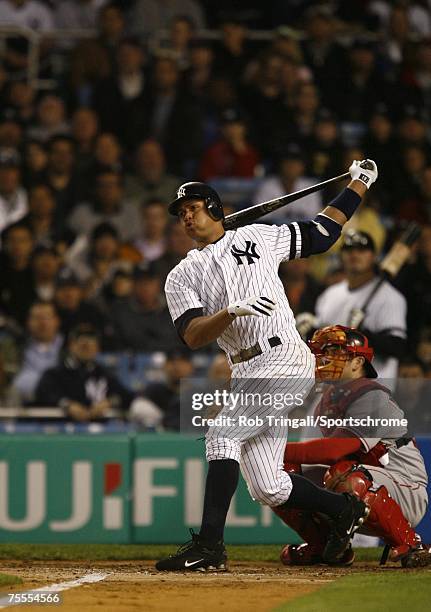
274 325 430 568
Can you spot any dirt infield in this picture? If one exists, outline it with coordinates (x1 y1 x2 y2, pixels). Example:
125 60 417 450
0 560 383 612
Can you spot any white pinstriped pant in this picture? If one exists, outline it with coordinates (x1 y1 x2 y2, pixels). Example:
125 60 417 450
205 342 315 506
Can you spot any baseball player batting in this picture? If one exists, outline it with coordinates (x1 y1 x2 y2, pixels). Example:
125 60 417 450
156 159 378 572
276 325 431 569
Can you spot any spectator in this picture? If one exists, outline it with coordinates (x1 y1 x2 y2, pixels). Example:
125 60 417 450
402 39 431 111
199 108 260 180
55 0 108 31
394 145 429 207
314 230 407 379
13 300 62 403
43 135 79 225
54 268 107 342
0 352 21 407
35 323 134 421
213 17 252 81
279 57 312 117
70 2 125 105
4 81 36 128
32 245 61 302
21 184 73 251
396 224 431 348
0 222 35 325
156 15 196 70
0 148 28 234
301 5 345 103
67 167 141 242
397 106 430 154
361 104 397 212
290 81 321 140
243 53 288 157
143 347 194 431
398 166 431 223
380 4 417 71
143 56 203 174
134 200 169 262
71 107 100 183
0 0 54 31
93 132 122 172
124 139 180 207
252 144 321 223
183 39 215 100
22 140 47 187
93 37 147 150
67 222 126 297
109 262 179 351
100 265 133 310
27 95 70 143
0 117 23 150
305 108 343 183
129 0 205 41
334 37 390 123
153 221 194 283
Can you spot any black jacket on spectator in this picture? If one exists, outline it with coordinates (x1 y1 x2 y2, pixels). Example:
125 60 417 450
143 92 203 175
93 77 148 151
144 381 179 431
110 298 180 352
35 355 133 409
0 253 36 327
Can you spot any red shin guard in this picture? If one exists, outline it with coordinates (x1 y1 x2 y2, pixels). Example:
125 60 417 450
324 461 418 556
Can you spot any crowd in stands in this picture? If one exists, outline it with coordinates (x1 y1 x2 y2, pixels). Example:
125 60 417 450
0 0 431 429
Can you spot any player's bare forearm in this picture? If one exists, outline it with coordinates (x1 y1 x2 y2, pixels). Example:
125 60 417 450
322 180 367 226
183 309 234 349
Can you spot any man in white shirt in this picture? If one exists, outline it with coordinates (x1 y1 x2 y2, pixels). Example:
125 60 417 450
315 230 407 380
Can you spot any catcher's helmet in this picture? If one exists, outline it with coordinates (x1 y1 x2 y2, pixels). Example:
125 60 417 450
168 182 224 221
308 325 378 380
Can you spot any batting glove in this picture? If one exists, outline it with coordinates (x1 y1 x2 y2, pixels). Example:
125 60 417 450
227 296 277 317
349 159 378 189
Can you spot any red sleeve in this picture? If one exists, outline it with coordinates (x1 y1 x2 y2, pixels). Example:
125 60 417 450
284 436 362 466
231 146 260 177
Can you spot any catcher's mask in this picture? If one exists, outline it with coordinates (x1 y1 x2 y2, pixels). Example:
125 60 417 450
308 325 378 381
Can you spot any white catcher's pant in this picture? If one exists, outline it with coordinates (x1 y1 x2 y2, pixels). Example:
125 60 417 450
205 339 315 506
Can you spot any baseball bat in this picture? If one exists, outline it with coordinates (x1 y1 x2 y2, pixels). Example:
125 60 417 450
222 161 375 230
349 222 421 323
222 172 350 230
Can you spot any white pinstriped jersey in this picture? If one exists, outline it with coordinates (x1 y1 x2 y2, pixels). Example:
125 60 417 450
315 278 407 379
165 223 311 364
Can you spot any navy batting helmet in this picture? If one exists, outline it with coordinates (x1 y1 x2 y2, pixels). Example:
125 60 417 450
168 182 224 221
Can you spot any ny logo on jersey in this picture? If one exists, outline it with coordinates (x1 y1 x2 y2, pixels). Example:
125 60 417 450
231 241 260 265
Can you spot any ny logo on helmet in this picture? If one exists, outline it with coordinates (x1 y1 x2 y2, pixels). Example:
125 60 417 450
231 241 260 265
177 185 186 198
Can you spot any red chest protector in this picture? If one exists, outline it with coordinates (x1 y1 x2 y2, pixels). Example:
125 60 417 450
314 379 392 466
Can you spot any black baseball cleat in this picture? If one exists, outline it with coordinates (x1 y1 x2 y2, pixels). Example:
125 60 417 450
155 530 228 572
323 494 370 564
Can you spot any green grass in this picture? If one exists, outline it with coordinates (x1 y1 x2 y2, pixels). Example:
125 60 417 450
0 573 22 587
276 572 431 612
0 544 381 562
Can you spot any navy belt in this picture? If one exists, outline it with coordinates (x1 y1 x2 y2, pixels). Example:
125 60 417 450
230 336 282 364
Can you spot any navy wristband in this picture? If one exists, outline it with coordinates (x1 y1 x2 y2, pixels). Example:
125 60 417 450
328 187 361 220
